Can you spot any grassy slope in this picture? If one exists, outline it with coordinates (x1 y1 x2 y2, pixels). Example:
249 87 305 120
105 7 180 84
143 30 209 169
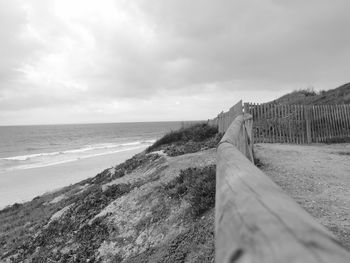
271 82 350 105
0 124 219 262
146 123 222 156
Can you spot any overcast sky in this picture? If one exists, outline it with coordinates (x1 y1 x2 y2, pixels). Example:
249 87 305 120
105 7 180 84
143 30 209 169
0 0 349 125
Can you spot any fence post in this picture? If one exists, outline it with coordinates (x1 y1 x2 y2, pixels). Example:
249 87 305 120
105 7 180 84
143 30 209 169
244 103 249 114
305 106 312 144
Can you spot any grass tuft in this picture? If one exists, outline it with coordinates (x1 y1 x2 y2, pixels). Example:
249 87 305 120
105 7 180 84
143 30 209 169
165 165 216 217
147 123 221 156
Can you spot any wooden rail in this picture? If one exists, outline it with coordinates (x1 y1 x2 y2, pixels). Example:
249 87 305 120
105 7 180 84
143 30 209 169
215 111 350 262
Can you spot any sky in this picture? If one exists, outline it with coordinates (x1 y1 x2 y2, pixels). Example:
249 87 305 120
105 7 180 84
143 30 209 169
0 0 349 125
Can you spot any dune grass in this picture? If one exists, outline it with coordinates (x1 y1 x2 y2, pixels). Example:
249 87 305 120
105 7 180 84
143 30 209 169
165 165 216 217
147 123 221 156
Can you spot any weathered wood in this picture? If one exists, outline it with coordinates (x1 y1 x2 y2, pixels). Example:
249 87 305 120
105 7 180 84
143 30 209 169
334 105 341 138
319 105 325 142
339 105 346 137
326 105 332 140
338 105 343 137
244 102 249 114
323 105 329 140
281 105 286 143
318 105 322 142
219 112 224 133
333 105 339 138
324 105 329 140
270 104 274 142
216 115 350 263
287 105 292 143
330 105 336 138
263 103 267 143
256 103 260 142
323 105 330 140
269 103 273 143
312 106 318 142
277 104 280 143
298 105 302 143
336 105 342 137
267 104 271 142
305 106 311 143
321 105 326 141
273 104 277 143
345 105 350 136
314 106 319 142
299 105 304 143
261 104 265 143
344 105 348 136
258 103 263 143
210 101 350 145
289 105 293 144
294 105 298 144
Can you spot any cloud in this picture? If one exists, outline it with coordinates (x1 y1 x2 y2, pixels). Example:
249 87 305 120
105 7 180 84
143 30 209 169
0 0 349 124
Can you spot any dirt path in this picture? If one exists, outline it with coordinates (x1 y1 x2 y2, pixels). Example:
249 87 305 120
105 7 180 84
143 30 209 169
254 143 350 249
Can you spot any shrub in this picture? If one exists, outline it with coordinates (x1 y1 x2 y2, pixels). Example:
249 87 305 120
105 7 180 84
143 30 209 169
147 123 218 153
299 87 317 97
165 165 216 216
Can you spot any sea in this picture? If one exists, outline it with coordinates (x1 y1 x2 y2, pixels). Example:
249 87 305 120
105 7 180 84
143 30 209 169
0 122 184 208
0 122 182 173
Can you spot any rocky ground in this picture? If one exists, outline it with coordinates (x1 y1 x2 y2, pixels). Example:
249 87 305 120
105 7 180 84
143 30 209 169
255 143 350 249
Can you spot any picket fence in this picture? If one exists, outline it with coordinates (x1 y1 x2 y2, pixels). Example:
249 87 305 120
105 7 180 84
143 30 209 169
215 101 350 262
209 101 350 144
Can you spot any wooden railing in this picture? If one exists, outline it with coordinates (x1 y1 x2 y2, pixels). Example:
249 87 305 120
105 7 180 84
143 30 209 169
215 101 350 262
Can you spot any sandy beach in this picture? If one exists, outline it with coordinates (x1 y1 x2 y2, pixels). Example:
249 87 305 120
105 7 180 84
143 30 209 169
0 147 144 209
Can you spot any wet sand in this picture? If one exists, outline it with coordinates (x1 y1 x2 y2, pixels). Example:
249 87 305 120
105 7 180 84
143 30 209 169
0 147 144 209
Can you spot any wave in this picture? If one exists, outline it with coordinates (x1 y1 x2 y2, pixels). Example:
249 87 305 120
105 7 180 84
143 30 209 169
0 140 156 161
2 146 147 172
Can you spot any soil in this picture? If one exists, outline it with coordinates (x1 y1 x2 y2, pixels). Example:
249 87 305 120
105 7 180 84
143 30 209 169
254 143 350 249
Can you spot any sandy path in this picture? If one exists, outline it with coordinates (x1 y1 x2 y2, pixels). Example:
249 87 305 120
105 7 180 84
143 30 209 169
254 143 350 249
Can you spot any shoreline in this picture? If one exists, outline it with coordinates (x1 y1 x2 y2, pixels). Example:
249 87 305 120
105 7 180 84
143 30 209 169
0 147 145 209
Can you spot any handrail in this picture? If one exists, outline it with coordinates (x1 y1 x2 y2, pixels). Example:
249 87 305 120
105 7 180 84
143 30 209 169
215 114 350 263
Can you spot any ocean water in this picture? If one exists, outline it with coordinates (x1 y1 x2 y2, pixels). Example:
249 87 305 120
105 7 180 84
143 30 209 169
0 122 186 208
0 122 182 173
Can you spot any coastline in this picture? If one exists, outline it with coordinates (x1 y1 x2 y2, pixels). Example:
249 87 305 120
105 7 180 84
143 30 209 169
0 147 145 209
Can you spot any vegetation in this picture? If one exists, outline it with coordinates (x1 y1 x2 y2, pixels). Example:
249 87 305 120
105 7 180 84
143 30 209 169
325 137 350 144
0 152 161 262
273 82 350 105
1 133 218 262
165 165 216 217
89 153 160 185
297 87 317 97
147 123 222 156
124 215 214 263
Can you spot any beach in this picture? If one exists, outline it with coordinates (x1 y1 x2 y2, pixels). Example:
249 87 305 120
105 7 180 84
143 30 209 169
0 147 144 209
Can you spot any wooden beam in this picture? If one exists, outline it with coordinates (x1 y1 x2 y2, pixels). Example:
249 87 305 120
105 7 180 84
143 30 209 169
216 115 350 263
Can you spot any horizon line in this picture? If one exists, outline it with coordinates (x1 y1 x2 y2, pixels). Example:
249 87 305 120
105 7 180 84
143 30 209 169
0 119 208 127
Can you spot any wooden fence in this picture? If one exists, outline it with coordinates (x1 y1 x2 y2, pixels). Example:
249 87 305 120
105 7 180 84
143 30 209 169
216 101 350 262
245 102 350 143
208 100 244 133
210 102 350 144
